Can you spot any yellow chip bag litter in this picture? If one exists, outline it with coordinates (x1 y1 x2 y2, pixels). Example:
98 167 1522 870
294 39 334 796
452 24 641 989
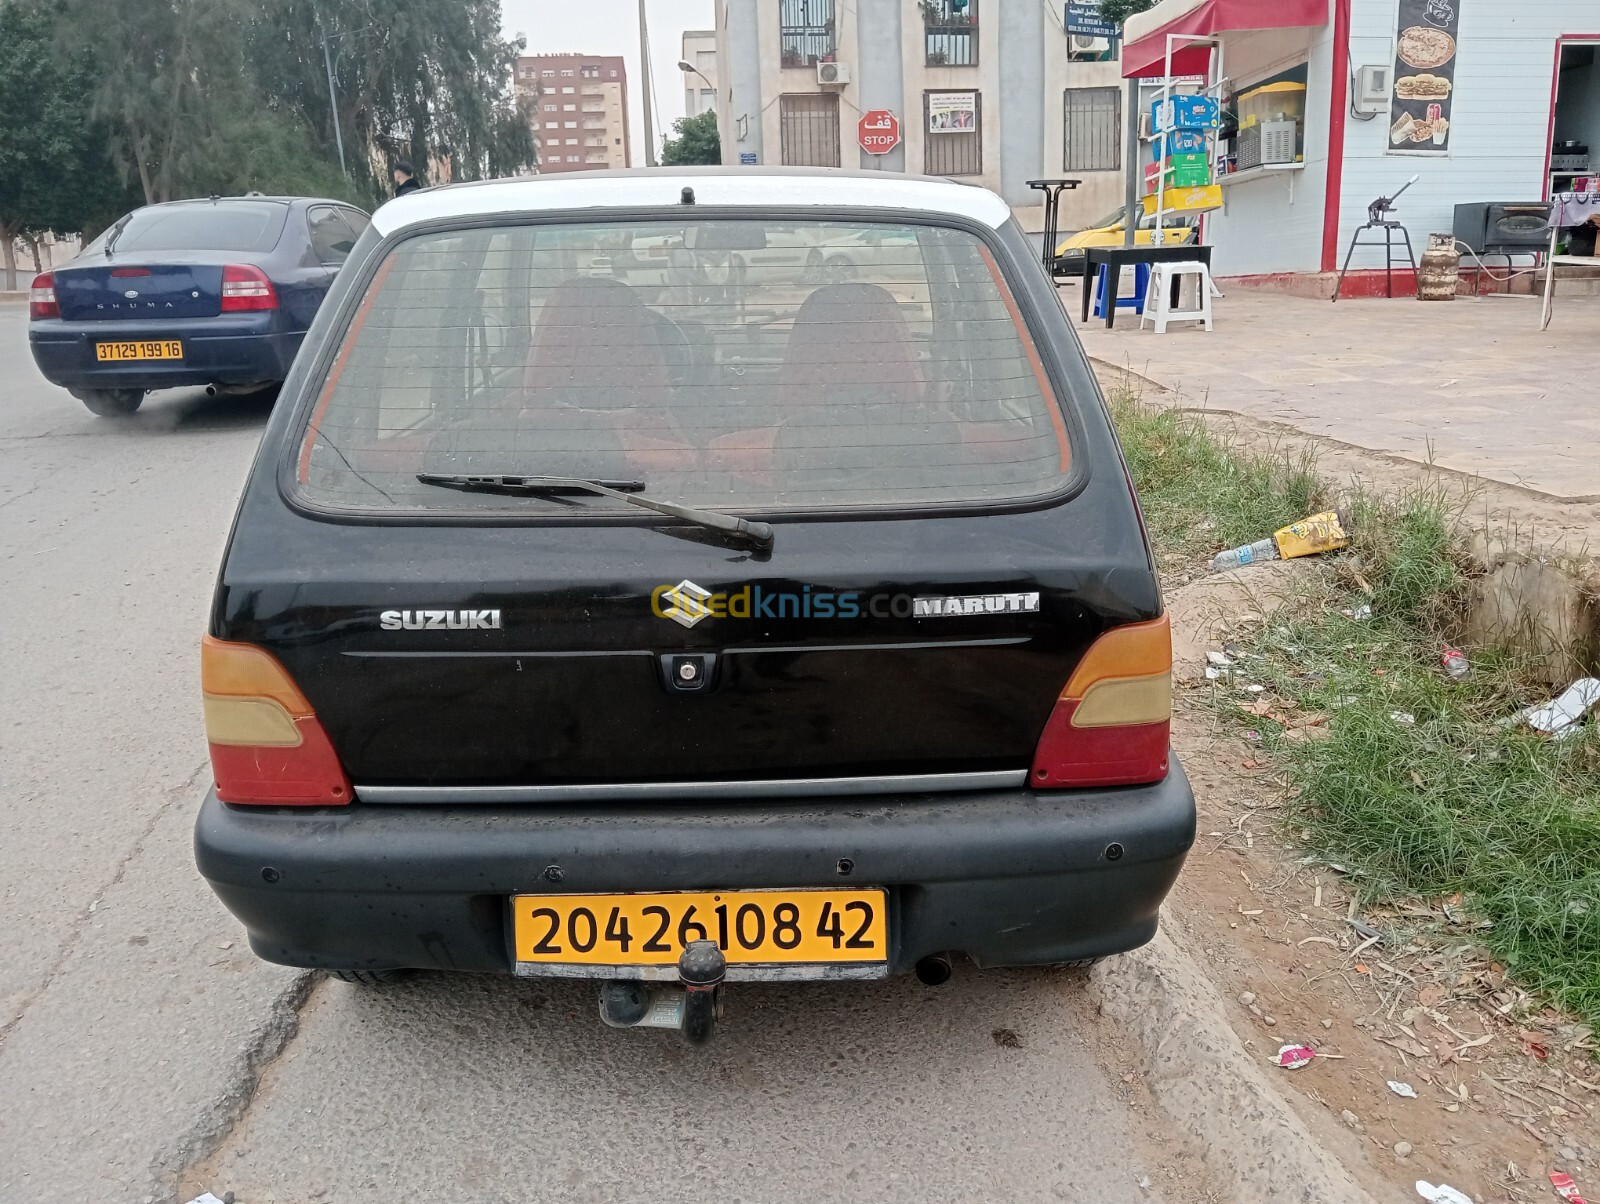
1272 510 1349 560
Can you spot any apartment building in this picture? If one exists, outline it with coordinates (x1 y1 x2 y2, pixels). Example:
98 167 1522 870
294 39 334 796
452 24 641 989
514 53 632 172
682 30 719 118
714 1 1126 228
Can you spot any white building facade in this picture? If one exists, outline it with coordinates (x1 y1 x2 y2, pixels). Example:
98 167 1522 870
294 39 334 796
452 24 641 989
1121 0 1600 290
714 0 1131 229
682 29 720 118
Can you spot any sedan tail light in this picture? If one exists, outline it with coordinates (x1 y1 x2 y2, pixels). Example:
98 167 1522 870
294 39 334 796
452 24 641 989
29 272 58 320
220 264 278 312
202 636 352 805
1031 615 1171 789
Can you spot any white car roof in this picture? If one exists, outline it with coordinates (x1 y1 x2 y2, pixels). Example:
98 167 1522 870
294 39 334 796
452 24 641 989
370 168 1014 236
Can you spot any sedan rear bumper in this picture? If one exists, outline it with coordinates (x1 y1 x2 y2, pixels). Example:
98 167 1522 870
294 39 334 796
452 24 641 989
194 763 1196 978
28 319 303 389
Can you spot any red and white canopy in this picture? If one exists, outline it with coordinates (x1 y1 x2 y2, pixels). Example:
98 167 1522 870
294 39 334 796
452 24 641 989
1121 0 1329 79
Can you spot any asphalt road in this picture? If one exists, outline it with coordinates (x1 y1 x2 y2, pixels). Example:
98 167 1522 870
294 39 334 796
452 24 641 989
0 300 1208 1203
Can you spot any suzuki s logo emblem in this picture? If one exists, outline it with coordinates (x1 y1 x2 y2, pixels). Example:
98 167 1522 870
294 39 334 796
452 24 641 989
658 579 713 628
123 290 140 299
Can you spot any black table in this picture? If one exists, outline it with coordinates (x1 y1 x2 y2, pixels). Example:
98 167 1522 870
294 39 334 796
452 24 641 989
1026 178 1082 280
1078 244 1214 329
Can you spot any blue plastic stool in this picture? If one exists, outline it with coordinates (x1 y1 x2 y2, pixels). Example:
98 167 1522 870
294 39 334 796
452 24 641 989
1092 262 1152 319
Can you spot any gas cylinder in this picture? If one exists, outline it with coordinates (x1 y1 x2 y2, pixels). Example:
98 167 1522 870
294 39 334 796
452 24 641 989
1418 232 1461 300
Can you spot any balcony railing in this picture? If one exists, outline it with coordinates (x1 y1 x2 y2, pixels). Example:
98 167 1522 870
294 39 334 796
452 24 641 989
922 0 976 66
779 0 835 67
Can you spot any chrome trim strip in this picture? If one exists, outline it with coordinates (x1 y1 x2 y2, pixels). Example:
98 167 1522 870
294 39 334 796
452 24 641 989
356 770 1027 804
344 636 1029 659
514 962 889 982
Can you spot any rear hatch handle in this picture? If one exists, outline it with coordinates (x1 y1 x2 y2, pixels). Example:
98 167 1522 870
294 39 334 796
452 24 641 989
416 473 776 551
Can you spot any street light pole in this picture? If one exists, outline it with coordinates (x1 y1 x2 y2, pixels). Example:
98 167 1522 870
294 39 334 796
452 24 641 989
319 13 348 176
678 59 715 114
638 0 658 166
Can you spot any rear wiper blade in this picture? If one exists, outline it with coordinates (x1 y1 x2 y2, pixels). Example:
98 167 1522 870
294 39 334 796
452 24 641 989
416 474 775 550
103 213 135 258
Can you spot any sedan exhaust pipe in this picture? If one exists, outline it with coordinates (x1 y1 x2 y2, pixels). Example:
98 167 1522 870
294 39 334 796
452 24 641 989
915 953 954 986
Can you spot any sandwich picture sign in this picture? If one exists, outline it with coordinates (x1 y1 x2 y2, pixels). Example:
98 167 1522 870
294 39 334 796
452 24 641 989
1387 0 1458 156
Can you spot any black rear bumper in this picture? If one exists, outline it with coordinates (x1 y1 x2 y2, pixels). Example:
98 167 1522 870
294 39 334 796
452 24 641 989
194 764 1195 977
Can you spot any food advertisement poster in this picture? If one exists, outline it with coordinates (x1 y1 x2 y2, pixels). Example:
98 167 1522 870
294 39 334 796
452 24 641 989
928 92 977 133
1387 0 1458 156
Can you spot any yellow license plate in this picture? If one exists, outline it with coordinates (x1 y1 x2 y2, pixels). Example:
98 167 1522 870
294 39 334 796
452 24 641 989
95 340 183 361
512 889 888 968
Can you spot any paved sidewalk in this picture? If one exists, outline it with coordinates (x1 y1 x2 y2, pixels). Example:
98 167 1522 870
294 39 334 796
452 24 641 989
1073 288 1600 501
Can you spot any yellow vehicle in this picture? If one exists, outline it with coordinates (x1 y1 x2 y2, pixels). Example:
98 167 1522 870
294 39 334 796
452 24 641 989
1054 206 1199 263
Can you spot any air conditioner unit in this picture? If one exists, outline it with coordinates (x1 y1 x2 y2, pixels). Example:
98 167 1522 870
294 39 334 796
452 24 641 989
816 61 851 87
1353 64 1391 115
1071 35 1111 54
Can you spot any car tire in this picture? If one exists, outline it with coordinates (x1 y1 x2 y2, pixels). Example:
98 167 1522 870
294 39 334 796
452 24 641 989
328 968 411 985
73 388 146 417
823 255 855 285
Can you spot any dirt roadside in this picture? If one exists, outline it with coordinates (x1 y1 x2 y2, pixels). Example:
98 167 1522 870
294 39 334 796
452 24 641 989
1156 546 1599 1204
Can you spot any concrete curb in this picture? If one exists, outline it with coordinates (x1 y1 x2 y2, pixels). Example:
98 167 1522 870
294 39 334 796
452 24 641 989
1090 928 1381 1204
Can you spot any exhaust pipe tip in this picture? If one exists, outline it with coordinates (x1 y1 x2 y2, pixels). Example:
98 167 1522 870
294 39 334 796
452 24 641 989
205 385 218 397
915 953 953 986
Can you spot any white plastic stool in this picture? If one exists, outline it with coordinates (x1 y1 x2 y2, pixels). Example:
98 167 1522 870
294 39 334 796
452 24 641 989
1140 261 1214 333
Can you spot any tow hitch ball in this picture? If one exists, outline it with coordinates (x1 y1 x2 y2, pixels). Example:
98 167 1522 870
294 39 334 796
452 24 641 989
597 940 726 1044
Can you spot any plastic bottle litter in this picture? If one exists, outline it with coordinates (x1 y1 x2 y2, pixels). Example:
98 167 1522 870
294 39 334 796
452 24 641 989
1440 645 1470 680
1273 1043 1316 1069
1211 537 1279 573
1416 1183 1473 1204
1516 678 1600 738
1210 509 1351 573
1552 1171 1589 1204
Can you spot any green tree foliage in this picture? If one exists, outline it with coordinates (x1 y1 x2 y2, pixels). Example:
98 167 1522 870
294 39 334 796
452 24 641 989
1096 0 1154 26
54 0 534 209
660 111 721 167
0 0 138 288
243 0 535 195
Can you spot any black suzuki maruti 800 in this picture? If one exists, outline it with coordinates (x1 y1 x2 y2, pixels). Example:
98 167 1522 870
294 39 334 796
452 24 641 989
195 168 1194 1041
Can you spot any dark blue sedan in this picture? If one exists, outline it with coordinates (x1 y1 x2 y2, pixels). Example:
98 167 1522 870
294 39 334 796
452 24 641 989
28 195 370 417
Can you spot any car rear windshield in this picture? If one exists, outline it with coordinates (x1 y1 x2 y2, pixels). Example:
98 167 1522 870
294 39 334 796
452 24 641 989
295 217 1072 512
107 202 288 254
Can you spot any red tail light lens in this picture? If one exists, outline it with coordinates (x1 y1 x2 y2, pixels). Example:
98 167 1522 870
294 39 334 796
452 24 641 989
29 273 58 320
1031 615 1172 789
220 264 278 312
201 636 352 805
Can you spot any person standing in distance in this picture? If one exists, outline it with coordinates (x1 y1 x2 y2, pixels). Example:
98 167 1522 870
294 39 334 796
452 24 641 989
392 161 422 197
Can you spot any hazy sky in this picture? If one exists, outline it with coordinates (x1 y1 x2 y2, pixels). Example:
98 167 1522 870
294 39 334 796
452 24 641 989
500 0 716 166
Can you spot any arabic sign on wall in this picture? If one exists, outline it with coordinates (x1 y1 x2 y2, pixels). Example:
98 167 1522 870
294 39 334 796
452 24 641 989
1064 1 1117 39
1387 0 1458 156
928 92 977 133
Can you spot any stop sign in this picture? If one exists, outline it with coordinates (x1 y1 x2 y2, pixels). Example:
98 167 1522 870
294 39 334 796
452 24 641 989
858 109 900 155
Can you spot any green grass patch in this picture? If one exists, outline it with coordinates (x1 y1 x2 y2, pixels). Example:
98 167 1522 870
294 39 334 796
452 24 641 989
1105 391 1325 569
1109 389 1600 1030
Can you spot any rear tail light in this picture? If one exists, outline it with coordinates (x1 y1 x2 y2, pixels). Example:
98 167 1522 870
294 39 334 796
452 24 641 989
220 264 278 312
1031 615 1171 789
201 636 352 805
29 273 57 320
